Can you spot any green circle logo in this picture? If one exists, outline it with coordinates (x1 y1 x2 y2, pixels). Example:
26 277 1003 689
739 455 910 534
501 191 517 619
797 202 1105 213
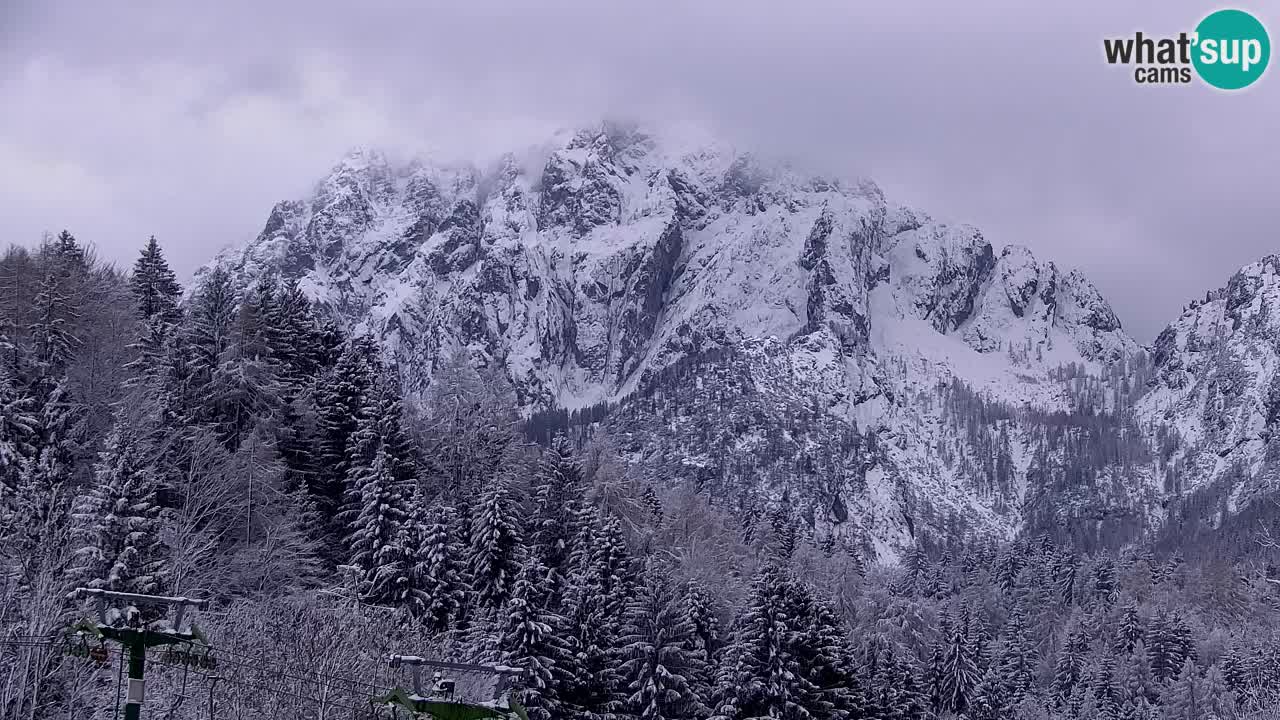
1193 9 1270 90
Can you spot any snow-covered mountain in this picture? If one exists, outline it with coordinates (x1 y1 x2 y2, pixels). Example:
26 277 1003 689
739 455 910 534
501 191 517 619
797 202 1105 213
1137 256 1280 516
209 122 1233 560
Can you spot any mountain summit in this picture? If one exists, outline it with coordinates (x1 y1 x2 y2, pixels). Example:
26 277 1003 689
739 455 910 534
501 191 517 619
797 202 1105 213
214 124 1136 402
211 123 1218 559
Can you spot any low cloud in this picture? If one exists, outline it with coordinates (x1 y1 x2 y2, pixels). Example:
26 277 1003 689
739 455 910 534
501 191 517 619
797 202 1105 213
2 0 1275 341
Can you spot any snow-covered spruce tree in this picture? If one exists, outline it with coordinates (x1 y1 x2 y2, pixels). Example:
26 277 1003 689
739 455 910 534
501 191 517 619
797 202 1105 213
152 324 200 432
0 373 35 508
766 502 798 562
70 423 168 595
50 229 86 270
1120 639 1157 708
713 565 861 720
1145 609 1193 684
1089 652 1121 719
641 485 664 524
1089 557 1118 606
584 513 632 607
346 371 416 491
313 337 377 534
560 577 623 719
969 666 1011 720
340 377 421 610
529 435 586 606
1159 659 1203 720
1198 662 1233 718
127 236 182 327
266 285 333 517
184 265 236 385
618 565 709 720
208 337 284 450
791 589 865 719
1052 626 1088 705
268 279 327 387
468 475 524 610
273 389 320 505
997 603 1037 703
342 439 420 609
7 379 77 550
27 270 79 373
707 617 744 720
182 265 238 432
683 580 721 699
895 545 931 597
38 230 89 329
995 543 1025 597
966 607 993 678
860 643 902 720
499 558 571 720
925 629 947 713
938 624 980 715
880 653 931 720
194 272 292 450
1218 644 1249 695
241 274 282 356
558 511 633 719
416 504 466 632
1114 602 1144 655
868 596 930 668
1053 553 1078 605
128 315 175 384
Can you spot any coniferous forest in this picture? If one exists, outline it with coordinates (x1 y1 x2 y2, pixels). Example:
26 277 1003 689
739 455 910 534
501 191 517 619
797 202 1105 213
6 232 1280 720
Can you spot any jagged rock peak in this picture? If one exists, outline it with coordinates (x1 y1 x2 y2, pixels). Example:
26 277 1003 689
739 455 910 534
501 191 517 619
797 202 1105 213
207 122 1137 411
190 123 1173 560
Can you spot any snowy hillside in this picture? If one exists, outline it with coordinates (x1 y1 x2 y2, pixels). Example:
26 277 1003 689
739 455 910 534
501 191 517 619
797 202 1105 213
208 122 1161 559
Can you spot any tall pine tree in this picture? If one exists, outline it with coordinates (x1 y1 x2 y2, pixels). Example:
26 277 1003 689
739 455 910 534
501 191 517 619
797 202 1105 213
70 424 167 595
342 441 419 609
416 504 466 631
469 476 524 609
499 558 572 720
618 566 709 720
27 270 78 372
529 435 586 606
313 338 377 538
128 236 182 325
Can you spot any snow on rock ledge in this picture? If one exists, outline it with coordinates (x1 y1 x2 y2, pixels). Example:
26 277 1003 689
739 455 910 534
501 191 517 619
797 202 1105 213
204 122 1146 560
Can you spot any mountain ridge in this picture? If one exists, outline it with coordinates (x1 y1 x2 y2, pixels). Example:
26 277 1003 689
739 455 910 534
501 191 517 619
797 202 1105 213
204 122 1263 560
207 124 1138 405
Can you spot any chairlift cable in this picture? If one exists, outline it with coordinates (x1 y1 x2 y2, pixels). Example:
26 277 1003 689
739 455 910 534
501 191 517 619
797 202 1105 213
141 652 373 715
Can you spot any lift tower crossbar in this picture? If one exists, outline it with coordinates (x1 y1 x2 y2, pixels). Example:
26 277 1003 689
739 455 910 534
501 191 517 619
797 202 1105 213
382 655 526 719
70 587 210 720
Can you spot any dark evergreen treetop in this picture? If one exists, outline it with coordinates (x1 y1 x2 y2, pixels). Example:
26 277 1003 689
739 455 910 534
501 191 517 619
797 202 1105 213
128 236 183 324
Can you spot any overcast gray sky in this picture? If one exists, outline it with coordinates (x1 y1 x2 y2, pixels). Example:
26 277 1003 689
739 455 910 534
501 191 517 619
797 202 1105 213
1 0 1276 342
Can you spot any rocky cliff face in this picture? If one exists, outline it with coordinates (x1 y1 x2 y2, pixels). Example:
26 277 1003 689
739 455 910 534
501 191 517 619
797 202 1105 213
1137 256 1280 515
207 123 1179 559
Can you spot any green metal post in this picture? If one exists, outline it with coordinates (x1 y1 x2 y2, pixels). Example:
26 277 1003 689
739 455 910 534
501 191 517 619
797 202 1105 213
124 640 145 720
